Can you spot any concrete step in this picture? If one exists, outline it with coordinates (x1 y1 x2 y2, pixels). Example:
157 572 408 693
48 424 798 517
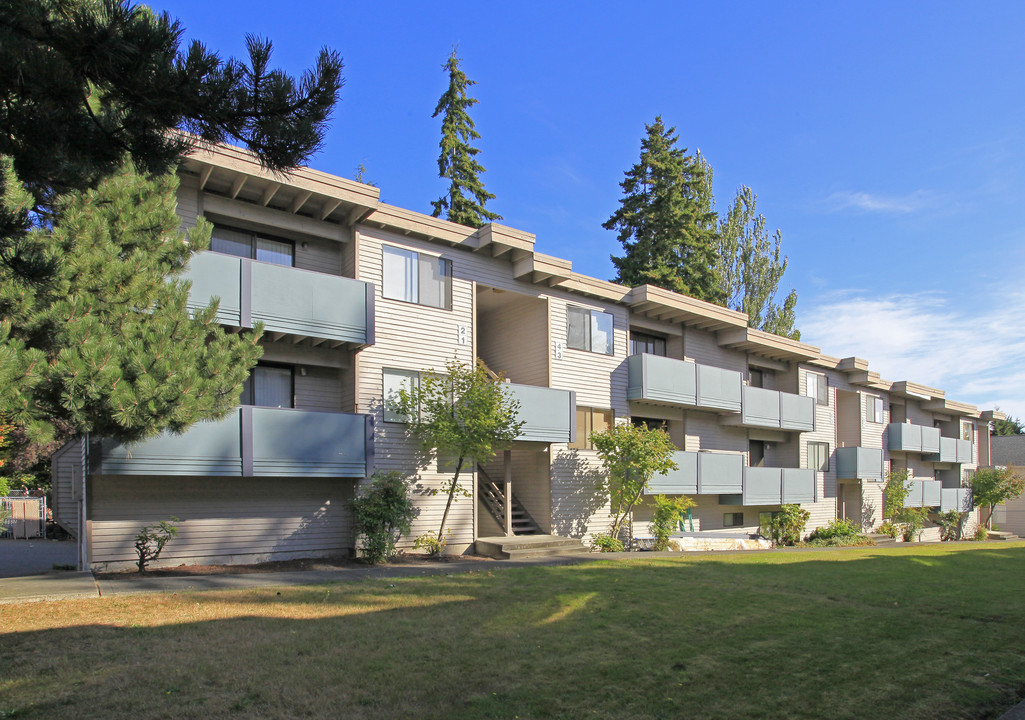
866 533 896 545
987 531 1021 541
475 535 589 559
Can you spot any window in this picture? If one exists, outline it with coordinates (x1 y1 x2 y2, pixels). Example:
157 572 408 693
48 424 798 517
866 396 883 423
629 331 666 357
724 513 745 527
632 417 667 431
240 363 294 408
383 368 420 422
807 441 830 472
962 422 974 442
749 369 764 388
567 306 614 355
382 245 452 309
568 407 614 450
749 440 765 468
806 372 828 406
211 225 294 266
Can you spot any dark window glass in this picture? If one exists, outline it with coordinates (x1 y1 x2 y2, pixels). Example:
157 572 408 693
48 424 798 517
630 331 667 357
567 307 614 355
210 225 294 267
241 364 294 408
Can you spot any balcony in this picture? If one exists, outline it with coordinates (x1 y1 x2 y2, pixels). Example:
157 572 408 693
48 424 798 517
925 437 971 464
888 423 941 454
184 251 374 346
721 386 815 432
646 451 743 495
835 446 885 482
506 383 576 444
91 407 372 478
646 452 814 505
940 488 972 513
627 354 742 413
903 480 942 508
742 467 817 505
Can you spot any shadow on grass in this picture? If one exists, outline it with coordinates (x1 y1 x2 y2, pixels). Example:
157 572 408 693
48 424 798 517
4 545 1025 720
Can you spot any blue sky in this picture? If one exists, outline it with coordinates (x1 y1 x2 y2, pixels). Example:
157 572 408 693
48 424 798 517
159 0 1025 419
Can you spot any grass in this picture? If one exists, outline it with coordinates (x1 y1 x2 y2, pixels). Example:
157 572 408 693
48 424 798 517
3 543 1025 719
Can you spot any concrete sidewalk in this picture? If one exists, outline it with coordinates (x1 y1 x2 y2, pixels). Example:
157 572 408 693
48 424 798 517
0 571 99 604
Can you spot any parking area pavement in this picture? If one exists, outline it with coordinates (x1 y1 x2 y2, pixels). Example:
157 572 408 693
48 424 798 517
0 537 78 578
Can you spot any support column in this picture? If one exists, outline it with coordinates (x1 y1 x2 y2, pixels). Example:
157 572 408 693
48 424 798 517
504 449 513 536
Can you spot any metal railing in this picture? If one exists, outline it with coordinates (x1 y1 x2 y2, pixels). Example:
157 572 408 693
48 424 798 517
1 495 47 539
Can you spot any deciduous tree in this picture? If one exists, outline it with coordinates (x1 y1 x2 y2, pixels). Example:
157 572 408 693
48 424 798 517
394 360 523 544
431 51 500 228
970 466 1025 528
606 117 723 303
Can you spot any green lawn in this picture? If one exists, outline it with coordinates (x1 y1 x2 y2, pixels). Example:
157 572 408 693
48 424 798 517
3 543 1025 719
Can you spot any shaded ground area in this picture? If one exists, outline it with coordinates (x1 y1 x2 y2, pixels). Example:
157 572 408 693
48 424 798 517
3 543 1025 719
0 537 77 578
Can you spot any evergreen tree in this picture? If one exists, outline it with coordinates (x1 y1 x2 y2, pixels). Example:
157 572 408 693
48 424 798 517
431 51 501 228
0 164 262 444
717 185 800 339
0 0 343 207
606 117 723 303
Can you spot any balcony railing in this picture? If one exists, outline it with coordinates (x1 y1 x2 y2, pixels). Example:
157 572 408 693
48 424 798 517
940 488 972 513
184 251 374 346
835 446 885 482
723 386 815 432
91 407 373 478
646 451 815 505
903 480 942 508
627 354 742 413
925 437 972 464
888 423 941 454
505 383 576 444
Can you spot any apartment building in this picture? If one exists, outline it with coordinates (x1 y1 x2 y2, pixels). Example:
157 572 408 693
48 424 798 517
51 144 1003 569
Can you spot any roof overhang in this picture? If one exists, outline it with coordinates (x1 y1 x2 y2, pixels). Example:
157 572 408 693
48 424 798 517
626 285 748 331
717 326 821 363
890 380 946 401
922 398 981 418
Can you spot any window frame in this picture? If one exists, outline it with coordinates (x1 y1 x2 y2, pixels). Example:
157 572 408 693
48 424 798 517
382 368 421 423
568 406 615 450
241 361 296 409
866 396 884 424
806 371 828 407
381 244 453 310
723 512 745 528
807 441 830 472
629 330 667 357
210 224 295 267
567 306 615 355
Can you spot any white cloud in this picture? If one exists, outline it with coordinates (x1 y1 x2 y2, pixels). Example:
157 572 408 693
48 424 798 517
825 189 936 214
799 290 1025 420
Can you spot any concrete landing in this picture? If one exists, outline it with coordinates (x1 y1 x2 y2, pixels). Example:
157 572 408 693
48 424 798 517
475 534 590 560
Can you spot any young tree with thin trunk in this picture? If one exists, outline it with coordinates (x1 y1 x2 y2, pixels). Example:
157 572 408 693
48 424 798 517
431 51 501 228
590 423 678 542
394 360 523 545
969 466 1025 528
606 116 723 304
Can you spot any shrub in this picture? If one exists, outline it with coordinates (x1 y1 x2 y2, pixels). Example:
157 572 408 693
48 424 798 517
935 510 967 541
974 526 989 541
0 476 8 496
809 518 860 541
351 471 417 564
414 529 450 556
649 494 696 551
877 521 900 539
900 508 928 542
769 504 811 546
590 533 624 553
803 535 875 548
134 517 179 573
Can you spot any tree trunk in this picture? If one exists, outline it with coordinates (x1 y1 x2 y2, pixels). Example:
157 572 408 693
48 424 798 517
437 455 465 545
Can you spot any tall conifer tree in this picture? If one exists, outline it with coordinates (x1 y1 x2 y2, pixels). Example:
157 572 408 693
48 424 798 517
605 117 723 303
431 51 500 228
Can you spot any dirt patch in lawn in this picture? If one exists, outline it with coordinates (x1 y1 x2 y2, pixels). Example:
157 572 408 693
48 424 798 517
94 553 494 578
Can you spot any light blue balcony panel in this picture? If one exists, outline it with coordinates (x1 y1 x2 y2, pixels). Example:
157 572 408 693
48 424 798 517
927 437 958 464
697 452 744 494
921 426 941 454
782 468 816 504
647 451 698 495
742 387 781 428
743 467 782 505
696 365 743 412
183 252 243 326
955 439 973 464
889 423 922 453
251 262 370 344
904 480 942 508
251 408 368 477
626 354 697 407
780 393 815 431
507 384 575 443
941 488 972 512
93 410 244 476
835 446 884 482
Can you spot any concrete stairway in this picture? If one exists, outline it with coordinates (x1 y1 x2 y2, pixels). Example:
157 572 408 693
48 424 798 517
986 530 1022 541
866 532 897 545
475 535 590 560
